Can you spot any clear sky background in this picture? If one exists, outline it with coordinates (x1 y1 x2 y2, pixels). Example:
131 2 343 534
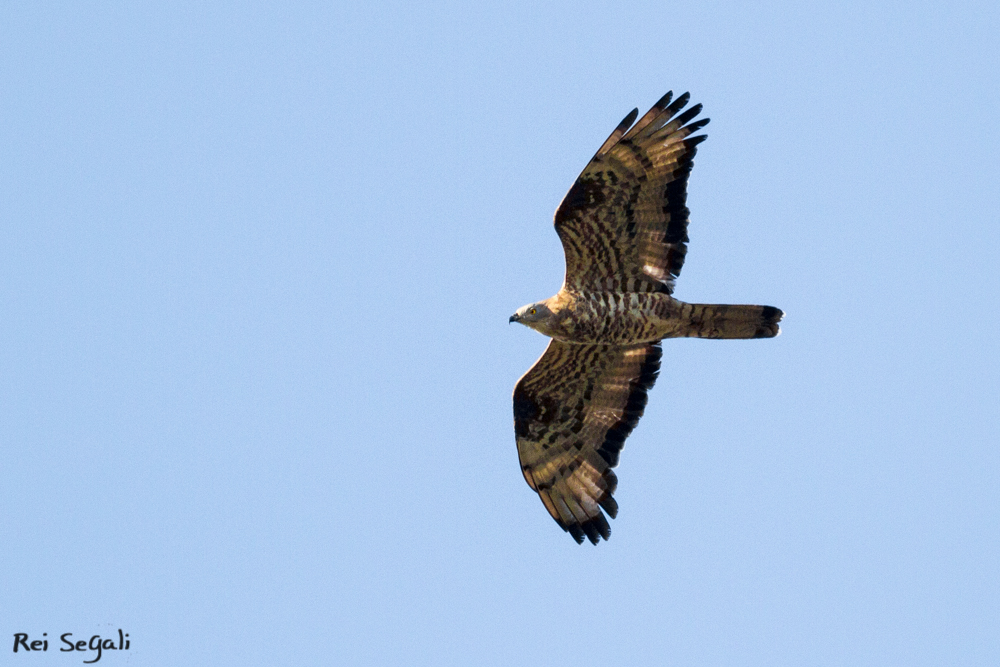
2 1 998 665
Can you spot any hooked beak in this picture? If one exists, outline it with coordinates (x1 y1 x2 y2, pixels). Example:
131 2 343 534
509 313 519 324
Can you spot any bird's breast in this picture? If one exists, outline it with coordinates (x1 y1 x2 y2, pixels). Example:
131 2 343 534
551 291 669 344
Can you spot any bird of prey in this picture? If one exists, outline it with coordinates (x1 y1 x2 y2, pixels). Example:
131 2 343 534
509 91 783 545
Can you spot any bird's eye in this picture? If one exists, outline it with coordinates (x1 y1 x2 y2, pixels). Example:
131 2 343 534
530 308 537 315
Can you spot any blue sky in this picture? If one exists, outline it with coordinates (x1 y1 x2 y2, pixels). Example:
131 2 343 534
2 1 998 665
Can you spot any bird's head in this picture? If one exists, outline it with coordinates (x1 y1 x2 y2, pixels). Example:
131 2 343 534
509 301 556 335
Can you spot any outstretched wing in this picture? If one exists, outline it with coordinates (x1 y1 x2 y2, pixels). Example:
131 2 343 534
513 340 662 544
554 92 708 294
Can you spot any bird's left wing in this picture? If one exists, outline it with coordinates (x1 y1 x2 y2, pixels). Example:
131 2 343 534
513 339 662 544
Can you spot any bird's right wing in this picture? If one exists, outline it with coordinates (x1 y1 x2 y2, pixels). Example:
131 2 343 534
513 339 662 544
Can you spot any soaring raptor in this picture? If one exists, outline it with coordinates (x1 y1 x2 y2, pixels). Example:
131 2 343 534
510 91 783 545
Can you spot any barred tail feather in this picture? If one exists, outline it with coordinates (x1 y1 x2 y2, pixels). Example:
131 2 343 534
685 303 783 339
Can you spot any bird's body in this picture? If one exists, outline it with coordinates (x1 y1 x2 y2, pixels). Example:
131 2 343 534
510 91 783 545
516 289 781 344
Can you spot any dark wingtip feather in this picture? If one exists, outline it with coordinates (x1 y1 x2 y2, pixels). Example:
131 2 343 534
685 134 708 152
653 90 673 110
585 514 611 544
567 515 612 545
686 117 710 134
604 469 618 495
619 108 639 130
598 494 619 519
665 91 691 117
593 515 612 541
593 107 641 159
566 523 586 544
674 103 703 128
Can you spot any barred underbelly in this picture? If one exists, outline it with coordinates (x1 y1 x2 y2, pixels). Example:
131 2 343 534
557 292 680 344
